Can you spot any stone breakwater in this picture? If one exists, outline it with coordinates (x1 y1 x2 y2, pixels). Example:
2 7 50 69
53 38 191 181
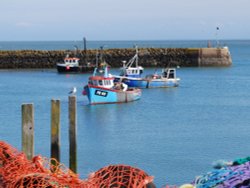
0 47 232 69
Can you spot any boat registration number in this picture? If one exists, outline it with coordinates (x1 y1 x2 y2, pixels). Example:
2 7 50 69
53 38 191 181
95 90 108 97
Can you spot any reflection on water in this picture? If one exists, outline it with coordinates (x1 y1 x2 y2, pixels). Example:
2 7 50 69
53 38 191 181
1 41 250 186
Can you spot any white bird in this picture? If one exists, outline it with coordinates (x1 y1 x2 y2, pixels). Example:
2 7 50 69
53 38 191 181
69 87 77 95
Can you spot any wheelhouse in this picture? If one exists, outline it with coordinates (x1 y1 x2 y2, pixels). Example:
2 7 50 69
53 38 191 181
162 68 176 79
119 46 144 78
123 67 143 77
88 76 114 89
64 57 80 65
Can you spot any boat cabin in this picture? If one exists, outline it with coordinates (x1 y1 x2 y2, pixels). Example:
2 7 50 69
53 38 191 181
64 57 80 66
145 68 177 80
120 52 144 78
162 68 176 79
122 67 143 77
88 76 114 89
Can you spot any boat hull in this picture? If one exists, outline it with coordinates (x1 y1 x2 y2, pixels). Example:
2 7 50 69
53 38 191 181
115 77 180 88
84 85 141 105
57 65 79 73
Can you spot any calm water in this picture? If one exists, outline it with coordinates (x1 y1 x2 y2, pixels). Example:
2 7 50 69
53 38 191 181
0 40 250 187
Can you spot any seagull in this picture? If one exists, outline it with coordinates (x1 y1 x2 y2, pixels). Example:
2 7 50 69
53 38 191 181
69 87 77 95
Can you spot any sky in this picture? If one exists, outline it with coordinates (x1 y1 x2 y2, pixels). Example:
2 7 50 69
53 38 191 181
1 0 250 41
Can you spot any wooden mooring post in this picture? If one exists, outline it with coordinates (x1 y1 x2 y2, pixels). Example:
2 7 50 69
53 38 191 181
51 99 61 162
21 97 77 173
22 103 34 160
69 96 77 173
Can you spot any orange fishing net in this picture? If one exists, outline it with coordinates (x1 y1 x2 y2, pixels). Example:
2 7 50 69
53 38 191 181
0 141 155 188
86 165 155 188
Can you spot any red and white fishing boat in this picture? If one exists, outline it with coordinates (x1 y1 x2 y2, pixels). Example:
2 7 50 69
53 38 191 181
83 66 142 105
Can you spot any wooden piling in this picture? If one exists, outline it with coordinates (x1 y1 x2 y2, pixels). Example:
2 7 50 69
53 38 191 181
69 96 77 173
51 99 61 162
22 103 34 160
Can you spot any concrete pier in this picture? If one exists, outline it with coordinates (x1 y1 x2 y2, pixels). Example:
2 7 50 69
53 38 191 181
0 47 232 69
198 47 232 66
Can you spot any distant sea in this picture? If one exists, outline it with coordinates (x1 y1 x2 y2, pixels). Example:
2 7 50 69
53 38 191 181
0 40 250 187
0 40 241 50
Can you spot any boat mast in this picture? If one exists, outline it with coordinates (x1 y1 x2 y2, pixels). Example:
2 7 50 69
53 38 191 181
126 46 139 68
83 37 88 64
135 45 138 67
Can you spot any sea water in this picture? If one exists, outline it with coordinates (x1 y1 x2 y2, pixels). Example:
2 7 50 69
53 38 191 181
0 40 250 187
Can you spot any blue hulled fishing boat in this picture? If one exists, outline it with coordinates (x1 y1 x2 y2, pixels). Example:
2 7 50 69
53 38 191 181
83 66 141 105
113 47 180 88
82 47 141 105
119 68 180 88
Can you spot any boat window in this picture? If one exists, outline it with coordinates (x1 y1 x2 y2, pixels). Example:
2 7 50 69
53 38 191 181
99 80 103 85
106 80 110 85
163 71 168 78
169 70 175 78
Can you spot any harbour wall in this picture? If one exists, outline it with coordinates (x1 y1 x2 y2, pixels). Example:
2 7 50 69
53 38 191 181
0 47 232 69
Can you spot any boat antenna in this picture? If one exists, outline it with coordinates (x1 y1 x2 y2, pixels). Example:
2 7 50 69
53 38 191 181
99 45 104 63
74 45 78 57
95 52 99 67
125 45 139 68
134 45 139 67
95 45 105 68
164 48 174 69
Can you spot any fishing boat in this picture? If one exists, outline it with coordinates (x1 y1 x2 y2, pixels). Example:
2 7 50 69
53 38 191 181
57 55 95 73
119 68 180 88
118 47 144 78
82 45 141 105
83 66 142 105
113 47 180 88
